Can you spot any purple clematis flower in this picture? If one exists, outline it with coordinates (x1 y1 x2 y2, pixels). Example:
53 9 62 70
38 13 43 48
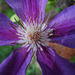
0 0 75 75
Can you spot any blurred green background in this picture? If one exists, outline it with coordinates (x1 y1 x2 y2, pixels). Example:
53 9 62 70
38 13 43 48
0 0 75 75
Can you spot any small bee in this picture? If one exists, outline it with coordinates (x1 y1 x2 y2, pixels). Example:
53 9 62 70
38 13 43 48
49 29 55 37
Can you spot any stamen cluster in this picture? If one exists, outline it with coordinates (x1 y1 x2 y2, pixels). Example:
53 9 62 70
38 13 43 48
9 16 54 52
16 18 53 52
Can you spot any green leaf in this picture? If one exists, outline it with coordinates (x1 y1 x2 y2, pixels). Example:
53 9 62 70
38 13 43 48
10 14 19 22
45 1 56 12
54 7 63 13
70 56 75 63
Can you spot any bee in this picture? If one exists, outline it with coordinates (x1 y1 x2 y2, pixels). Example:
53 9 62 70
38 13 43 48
49 29 55 37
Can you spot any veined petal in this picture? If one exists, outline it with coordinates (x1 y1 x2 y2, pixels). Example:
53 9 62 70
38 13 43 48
50 20 75 48
5 0 48 23
55 54 75 75
48 5 75 48
0 13 19 46
37 48 75 75
37 46 55 70
0 46 33 75
0 28 19 46
48 5 75 28
0 13 17 28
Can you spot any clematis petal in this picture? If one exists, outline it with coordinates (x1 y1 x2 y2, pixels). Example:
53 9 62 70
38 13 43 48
0 13 19 46
0 46 33 75
0 28 20 46
5 0 48 23
50 20 75 48
48 5 75 48
48 5 75 28
37 45 55 70
37 48 75 75
0 13 17 28
55 53 75 75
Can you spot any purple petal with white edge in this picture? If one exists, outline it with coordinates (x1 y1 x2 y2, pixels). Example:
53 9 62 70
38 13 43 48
0 46 33 75
37 45 55 70
48 5 75 48
0 13 19 46
5 0 48 23
37 48 75 75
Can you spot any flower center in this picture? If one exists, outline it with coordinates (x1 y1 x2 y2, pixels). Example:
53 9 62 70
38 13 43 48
15 21 54 51
28 31 41 42
9 16 54 52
